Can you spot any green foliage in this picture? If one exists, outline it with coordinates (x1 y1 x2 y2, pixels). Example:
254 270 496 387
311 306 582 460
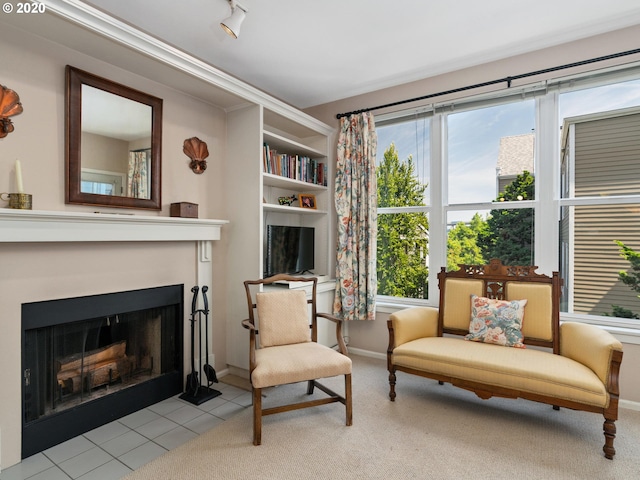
377 144 426 209
479 171 535 266
605 305 639 319
615 240 640 296
377 143 429 298
376 145 536 297
607 240 640 318
447 213 487 270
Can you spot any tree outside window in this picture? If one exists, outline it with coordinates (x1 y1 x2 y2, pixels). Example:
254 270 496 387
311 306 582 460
377 143 429 299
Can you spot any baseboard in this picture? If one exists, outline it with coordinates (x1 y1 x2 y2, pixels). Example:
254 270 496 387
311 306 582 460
620 399 640 411
348 347 640 411
347 347 385 361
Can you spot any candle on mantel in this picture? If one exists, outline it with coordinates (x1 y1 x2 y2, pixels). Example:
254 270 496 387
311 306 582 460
15 159 24 193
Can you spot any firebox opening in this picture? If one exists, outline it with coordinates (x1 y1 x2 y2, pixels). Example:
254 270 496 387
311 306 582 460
21 285 184 459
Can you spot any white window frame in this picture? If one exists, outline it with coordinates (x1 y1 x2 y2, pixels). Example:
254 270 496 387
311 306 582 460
375 65 640 342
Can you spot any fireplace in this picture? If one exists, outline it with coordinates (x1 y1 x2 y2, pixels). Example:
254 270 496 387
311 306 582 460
21 285 184 458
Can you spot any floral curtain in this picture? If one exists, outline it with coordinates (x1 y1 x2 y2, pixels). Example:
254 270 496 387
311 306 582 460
127 150 149 199
333 112 378 321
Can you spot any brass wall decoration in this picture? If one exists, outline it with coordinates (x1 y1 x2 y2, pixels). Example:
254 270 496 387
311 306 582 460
0 84 23 138
183 137 209 174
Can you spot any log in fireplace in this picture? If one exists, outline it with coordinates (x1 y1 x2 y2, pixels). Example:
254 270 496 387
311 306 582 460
21 285 184 458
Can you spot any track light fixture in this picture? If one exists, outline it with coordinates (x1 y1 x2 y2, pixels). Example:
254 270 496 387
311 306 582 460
221 0 248 39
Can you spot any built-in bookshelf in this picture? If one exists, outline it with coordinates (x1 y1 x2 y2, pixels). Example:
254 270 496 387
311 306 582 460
226 105 335 368
263 141 327 186
261 124 329 214
262 173 327 214
263 128 327 180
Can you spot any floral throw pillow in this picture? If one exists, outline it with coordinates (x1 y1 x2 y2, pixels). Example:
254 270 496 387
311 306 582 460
465 294 527 348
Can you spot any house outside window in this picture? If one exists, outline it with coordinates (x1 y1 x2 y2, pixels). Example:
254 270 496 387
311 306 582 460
375 67 640 329
446 100 536 270
559 85 640 321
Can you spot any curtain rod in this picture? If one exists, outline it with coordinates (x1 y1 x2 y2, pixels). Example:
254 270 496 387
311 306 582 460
335 48 640 119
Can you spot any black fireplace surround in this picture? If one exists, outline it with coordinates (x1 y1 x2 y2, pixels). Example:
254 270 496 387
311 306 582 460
21 285 184 458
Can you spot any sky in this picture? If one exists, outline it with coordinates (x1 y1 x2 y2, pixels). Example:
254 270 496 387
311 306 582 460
376 77 640 221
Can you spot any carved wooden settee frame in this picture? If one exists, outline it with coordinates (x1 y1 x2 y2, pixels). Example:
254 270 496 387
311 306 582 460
387 259 624 459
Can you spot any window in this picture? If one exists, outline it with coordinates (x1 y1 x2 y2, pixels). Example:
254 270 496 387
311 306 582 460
376 115 430 300
80 168 125 195
446 100 535 269
447 101 535 204
375 67 640 328
559 79 640 321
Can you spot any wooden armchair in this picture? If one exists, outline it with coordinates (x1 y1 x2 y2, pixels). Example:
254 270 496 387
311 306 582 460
242 274 353 445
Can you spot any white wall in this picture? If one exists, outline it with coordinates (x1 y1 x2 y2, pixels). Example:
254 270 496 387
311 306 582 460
0 23 229 468
0 22 227 217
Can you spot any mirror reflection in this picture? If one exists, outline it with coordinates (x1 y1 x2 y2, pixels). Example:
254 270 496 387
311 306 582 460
66 66 162 210
81 85 152 199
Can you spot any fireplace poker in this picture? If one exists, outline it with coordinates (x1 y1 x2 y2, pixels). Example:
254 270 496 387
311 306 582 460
185 285 199 396
201 286 218 386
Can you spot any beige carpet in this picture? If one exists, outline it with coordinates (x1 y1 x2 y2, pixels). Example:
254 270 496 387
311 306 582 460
125 355 640 479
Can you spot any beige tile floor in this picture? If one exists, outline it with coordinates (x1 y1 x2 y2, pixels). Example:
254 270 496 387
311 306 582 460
1 382 251 480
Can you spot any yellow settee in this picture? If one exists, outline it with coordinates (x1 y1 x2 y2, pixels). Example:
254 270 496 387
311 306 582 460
387 259 624 459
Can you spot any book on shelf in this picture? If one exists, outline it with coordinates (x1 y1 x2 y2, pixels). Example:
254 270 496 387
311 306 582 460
262 143 327 186
262 144 269 173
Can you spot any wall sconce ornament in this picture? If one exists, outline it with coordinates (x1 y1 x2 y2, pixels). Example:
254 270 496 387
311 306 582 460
183 137 209 174
0 84 23 138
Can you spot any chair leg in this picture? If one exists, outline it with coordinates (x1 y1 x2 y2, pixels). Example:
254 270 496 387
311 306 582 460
253 387 262 445
388 369 397 401
603 417 617 460
306 379 315 394
345 373 353 426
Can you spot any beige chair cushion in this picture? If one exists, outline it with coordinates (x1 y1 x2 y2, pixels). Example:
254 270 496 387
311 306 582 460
393 337 608 407
560 321 623 385
442 279 554 342
252 342 352 389
390 306 439 347
442 278 484 330
506 282 553 341
256 290 311 347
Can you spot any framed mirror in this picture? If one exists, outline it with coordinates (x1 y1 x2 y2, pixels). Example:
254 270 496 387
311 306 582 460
65 66 163 209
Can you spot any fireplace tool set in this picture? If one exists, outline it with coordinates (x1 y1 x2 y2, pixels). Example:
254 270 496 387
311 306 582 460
179 285 222 405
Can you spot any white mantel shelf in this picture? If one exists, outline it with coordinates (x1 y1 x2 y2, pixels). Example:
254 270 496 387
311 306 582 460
0 209 228 243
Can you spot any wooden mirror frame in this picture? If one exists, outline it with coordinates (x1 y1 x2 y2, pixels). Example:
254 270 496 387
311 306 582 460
65 66 163 210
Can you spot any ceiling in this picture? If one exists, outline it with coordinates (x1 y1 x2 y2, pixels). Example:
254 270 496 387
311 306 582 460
81 0 640 110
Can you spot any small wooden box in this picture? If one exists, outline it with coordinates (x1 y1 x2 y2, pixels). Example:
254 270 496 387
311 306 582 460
170 202 198 218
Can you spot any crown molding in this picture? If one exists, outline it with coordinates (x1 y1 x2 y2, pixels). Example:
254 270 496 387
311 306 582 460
43 0 333 135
